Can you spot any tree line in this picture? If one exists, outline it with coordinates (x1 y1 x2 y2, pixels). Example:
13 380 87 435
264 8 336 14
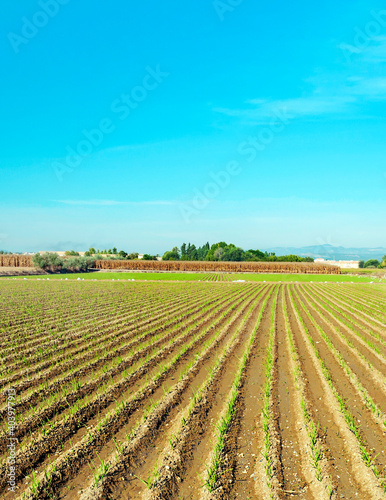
162 242 315 262
359 257 386 269
31 248 158 272
84 248 158 260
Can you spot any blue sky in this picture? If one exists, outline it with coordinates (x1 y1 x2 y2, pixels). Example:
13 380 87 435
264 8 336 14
1 0 385 253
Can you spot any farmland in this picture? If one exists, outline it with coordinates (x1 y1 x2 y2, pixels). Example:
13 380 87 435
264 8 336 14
1 280 385 499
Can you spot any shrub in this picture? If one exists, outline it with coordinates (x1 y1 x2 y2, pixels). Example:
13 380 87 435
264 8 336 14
143 254 157 261
32 253 96 273
32 253 63 272
62 256 96 272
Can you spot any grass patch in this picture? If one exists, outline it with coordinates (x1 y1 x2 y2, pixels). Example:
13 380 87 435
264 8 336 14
10 272 385 283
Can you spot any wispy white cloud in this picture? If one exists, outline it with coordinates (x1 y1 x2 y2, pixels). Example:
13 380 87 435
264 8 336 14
340 36 386 62
350 76 386 99
214 95 356 121
213 78 386 123
214 34 386 124
94 139 183 159
366 36 386 61
54 199 177 206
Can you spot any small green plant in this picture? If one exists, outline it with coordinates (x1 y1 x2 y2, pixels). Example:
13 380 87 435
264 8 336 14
30 470 40 496
90 454 111 487
135 463 159 489
169 433 178 449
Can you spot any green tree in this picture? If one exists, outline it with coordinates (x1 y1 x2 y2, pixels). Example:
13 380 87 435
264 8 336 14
162 241 314 263
197 242 210 260
143 254 157 260
32 253 63 272
243 248 266 260
213 247 224 260
364 259 380 268
65 250 79 256
162 250 180 260
187 244 197 260
224 246 243 261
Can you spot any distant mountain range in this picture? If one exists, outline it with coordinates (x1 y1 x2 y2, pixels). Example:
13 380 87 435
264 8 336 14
263 244 386 261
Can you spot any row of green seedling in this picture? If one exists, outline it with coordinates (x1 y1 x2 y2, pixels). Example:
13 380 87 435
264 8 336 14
51 287 267 500
289 287 386 493
14 286 262 498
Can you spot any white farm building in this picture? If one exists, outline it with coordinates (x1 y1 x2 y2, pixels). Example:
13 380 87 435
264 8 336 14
314 258 359 269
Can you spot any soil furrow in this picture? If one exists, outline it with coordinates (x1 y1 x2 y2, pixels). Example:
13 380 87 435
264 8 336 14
0 286 242 416
175 287 277 500
1 286 261 497
285 287 370 499
106 286 272 500
15 286 266 500
1 287 216 388
292 286 386 478
307 286 386 350
273 287 308 498
311 285 386 335
298 285 386 412
302 286 386 371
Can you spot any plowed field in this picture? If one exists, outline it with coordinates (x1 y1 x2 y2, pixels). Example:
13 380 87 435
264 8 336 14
1 280 385 500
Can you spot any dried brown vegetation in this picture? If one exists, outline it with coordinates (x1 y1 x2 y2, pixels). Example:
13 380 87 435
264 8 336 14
96 259 341 274
0 255 33 267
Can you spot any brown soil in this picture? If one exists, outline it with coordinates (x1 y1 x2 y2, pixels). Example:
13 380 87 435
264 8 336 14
292 286 386 475
301 286 386 382
273 288 308 498
22 287 265 500
299 286 386 413
0 266 44 276
174 289 274 500
96 287 270 500
1 281 385 500
222 288 276 499
1 286 260 499
285 287 366 499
